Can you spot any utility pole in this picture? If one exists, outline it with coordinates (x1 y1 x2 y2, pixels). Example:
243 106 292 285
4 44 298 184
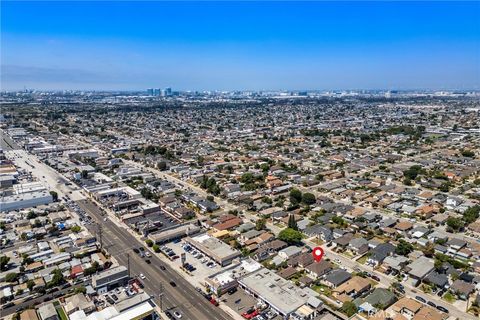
127 253 130 278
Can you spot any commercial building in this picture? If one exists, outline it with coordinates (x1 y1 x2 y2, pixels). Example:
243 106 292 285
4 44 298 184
238 267 320 318
149 223 201 244
92 266 129 294
186 233 241 266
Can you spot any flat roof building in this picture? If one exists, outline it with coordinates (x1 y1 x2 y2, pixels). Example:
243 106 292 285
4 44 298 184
149 223 201 244
238 267 316 317
92 266 129 294
186 233 241 266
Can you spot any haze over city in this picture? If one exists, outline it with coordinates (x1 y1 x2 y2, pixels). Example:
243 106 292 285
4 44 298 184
2 1 479 91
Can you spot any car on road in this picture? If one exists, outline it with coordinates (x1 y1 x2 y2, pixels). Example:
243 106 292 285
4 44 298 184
415 296 426 303
173 311 182 318
371 275 380 282
139 273 146 280
436 305 449 313
145 259 151 264
169 281 177 287
133 248 140 254
160 265 166 270
210 298 219 306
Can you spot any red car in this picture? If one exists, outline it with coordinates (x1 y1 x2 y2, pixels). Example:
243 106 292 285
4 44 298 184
241 309 258 319
210 298 219 306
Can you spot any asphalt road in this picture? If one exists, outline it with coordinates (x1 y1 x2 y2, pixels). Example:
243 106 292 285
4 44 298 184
77 199 231 320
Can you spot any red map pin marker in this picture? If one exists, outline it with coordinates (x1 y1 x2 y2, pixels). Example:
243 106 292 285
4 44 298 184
312 247 324 263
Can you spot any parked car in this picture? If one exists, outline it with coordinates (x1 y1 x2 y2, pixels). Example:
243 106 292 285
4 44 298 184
436 305 449 313
242 309 259 319
174 311 182 318
415 296 426 303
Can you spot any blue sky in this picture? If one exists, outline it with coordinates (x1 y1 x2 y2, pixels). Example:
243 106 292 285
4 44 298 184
1 1 479 91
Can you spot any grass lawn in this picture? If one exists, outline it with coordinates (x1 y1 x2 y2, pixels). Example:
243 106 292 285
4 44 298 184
312 284 332 297
312 238 325 245
443 292 456 303
357 254 369 265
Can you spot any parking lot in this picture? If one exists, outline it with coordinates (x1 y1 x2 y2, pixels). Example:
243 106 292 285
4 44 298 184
160 240 222 286
222 287 282 320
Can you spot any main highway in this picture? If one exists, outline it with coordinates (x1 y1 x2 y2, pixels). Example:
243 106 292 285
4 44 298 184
77 199 231 320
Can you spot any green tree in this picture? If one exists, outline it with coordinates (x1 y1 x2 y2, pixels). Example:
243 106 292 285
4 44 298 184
446 217 464 232
461 149 475 158
26 279 35 291
74 286 87 294
289 188 302 204
341 301 358 317
26 211 37 219
0 256 10 271
463 205 480 224
49 191 58 202
48 269 65 288
255 218 266 231
71 225 81 233
152 244 160 253
287 214 298 230
145 239 153 247
278 228 302 245
395 239 414 256
157 161 167 171
5 272 18 283
302 192 316 205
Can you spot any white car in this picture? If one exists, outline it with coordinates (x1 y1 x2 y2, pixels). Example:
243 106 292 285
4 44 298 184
139 273 146 280
174 311 182 318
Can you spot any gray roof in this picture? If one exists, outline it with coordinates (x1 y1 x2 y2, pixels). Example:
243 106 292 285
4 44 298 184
407 256 435 279
324 269 351 286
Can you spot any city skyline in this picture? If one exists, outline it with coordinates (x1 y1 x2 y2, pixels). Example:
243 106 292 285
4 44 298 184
2 1 479 91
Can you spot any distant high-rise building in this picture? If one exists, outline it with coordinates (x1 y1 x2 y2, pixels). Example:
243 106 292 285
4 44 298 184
146 88 154 96
153 88 161 96
164 87 172 96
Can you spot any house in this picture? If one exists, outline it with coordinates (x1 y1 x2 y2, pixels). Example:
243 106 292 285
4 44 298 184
412 306 446 320
278 246 302 260
381 255 408 273
450 279 475 300
367 243 395 266
277 267 298 280
391 297 423 319
64 293 96 315
407 256 434 282
37 303 58 320
253 240 287 261
323 269 351 288
333 233 354 251
348 238 369 255
424 272 449 290
332 276 371 303
287 252 314 268
360 288 397 310
305 260 333 279
20 309 39 320
446 238 466 253
303 225 333 242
